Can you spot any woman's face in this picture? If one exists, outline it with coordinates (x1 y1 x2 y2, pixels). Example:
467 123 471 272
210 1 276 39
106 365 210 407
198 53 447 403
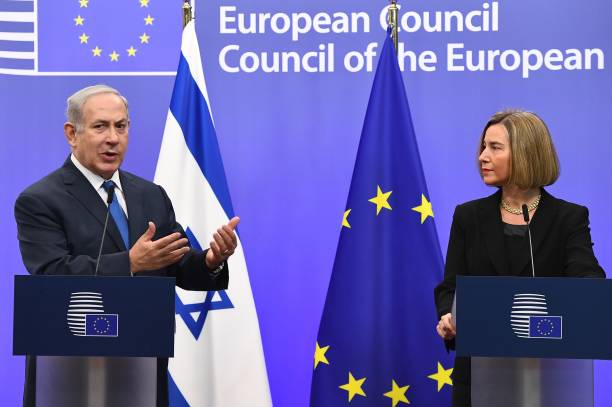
479 123 511 186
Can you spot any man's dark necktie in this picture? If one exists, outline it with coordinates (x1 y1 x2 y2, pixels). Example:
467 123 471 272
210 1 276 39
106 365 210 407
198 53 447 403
102 180 130 249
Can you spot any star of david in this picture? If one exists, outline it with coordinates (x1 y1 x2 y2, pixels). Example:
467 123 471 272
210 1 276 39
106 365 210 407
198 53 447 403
175 227 234 340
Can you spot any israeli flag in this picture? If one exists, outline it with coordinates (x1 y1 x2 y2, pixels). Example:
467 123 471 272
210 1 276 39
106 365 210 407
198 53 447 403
154 20 272 406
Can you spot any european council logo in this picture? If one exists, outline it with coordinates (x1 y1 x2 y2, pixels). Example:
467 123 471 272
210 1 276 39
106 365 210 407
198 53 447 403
67 292 119 337
510 293 562 339
0 0 186 75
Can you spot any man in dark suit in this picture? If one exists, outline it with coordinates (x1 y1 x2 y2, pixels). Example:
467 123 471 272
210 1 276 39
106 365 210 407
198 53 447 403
14 84 240 406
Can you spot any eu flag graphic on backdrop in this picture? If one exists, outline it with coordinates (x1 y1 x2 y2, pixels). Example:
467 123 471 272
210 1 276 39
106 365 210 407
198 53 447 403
310 31 453 406
0 0 182 73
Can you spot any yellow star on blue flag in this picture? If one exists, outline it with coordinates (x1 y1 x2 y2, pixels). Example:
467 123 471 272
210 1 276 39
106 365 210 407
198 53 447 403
339 372 366 401
412 194 434 223
369 186 392 215
428 362 453 391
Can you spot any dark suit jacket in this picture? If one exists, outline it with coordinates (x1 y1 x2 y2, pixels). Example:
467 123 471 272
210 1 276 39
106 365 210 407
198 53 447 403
15 158 229 406
434 188 605 407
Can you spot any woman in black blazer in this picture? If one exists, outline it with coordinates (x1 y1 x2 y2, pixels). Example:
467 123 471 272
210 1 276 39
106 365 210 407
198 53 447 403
434 110 605 407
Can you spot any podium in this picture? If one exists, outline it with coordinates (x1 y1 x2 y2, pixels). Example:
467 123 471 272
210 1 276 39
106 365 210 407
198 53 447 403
455 276 611 407
13 275 175 407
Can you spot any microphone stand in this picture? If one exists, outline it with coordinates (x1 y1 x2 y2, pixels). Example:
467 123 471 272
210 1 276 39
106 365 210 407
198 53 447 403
522 204 536 278
94 185 115 276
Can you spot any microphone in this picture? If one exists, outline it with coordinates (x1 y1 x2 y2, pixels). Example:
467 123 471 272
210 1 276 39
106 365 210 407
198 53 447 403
522 204 536 278
94 184 115 276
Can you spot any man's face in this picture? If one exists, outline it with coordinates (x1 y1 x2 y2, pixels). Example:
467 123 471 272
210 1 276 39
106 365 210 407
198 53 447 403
64 93 129 179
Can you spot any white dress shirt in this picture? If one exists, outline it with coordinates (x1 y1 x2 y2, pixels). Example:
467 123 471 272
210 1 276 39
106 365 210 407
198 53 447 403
70 154 129 217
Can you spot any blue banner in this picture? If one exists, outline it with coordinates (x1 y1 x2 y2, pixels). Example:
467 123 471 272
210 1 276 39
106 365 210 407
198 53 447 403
36 0 181 72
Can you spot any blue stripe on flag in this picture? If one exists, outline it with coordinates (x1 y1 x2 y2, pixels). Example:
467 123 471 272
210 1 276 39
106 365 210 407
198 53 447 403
0 40 33 51
185 227 202 250
0 1 33 12
169 53 235 219
168 373 190 407
0 21 33 32
0 57 33 69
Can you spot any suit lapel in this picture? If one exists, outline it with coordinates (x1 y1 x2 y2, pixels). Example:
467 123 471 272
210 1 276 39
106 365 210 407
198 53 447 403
478 189 509 275
120 171 146 248
62 159 127 251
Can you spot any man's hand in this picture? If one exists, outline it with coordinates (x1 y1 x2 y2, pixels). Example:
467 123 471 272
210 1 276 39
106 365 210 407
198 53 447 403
436 313 456 340
129 222 190 273
205 217 240 269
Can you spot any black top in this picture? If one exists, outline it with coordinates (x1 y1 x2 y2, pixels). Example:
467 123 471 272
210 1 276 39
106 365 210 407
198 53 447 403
434 189 605 407
503 223 531 276
435 189 605 320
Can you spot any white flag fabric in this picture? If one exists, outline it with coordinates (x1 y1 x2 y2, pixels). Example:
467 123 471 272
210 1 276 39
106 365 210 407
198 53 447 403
154 20 272 407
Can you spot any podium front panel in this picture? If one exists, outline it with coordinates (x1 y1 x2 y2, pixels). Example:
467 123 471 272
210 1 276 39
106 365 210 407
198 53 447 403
456 276 612 359
13 275 175 357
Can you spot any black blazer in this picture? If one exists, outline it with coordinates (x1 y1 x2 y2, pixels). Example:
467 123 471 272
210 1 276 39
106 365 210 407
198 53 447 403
15 158 229 406
434 188 605 406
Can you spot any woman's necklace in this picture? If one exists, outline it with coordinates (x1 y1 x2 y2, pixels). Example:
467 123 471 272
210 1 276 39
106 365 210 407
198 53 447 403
500 194 541 215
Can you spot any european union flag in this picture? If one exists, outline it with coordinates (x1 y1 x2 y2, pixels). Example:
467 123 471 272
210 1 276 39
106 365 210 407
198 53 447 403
32 0 182 73
85 314 118 337
529 316 562 339
310 31 452 406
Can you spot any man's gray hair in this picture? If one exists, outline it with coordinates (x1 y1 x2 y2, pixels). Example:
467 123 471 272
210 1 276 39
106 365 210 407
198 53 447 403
66 84 129 131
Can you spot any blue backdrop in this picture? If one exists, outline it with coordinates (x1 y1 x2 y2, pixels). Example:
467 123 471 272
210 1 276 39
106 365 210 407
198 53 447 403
1 0 611 405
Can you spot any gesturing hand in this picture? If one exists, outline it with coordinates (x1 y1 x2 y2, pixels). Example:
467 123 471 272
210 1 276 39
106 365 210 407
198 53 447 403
205 216 240 269
129 222 190 273
436 313 456 340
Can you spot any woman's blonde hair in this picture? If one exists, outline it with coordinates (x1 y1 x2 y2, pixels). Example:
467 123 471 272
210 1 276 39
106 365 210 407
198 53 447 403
478 110 560 188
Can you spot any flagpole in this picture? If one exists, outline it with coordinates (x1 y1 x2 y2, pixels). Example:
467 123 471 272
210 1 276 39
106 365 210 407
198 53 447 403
182 0 193 27
388 0 399 53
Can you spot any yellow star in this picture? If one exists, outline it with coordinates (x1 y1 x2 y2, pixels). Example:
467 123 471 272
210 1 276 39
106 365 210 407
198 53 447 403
139 33 150 44
383 380 410 407
78 33 89 44
314 342 330 369
139 0 150 6
109 51 119 61
412 194 434 224
428 362 453 391
92 46 102 57
144 14 154 25
339 372 366 402
126 46 137 57
79 0 89 7
74 15 84 26
368 186 392 215
342 209 351 229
